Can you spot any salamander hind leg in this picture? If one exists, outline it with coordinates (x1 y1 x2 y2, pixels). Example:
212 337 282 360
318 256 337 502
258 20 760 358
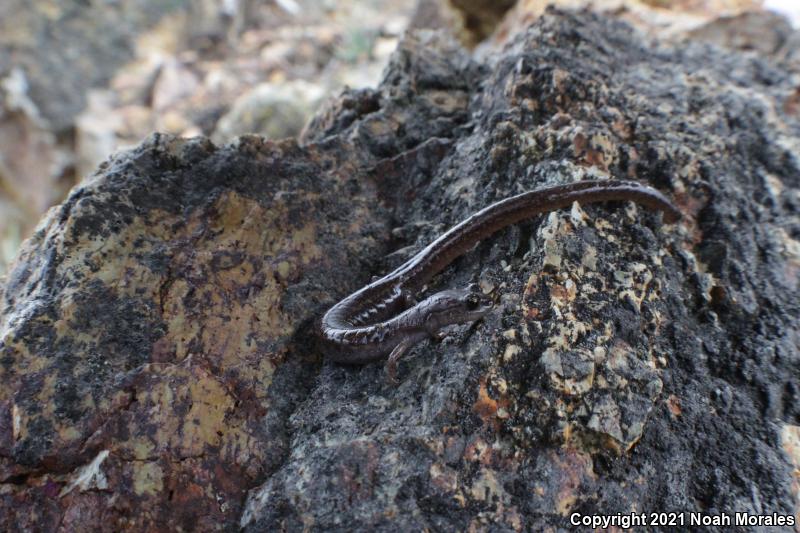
401 289 417 308
386 338 413 385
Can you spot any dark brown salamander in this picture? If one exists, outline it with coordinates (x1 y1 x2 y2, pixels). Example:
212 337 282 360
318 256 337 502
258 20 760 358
320 179 681 382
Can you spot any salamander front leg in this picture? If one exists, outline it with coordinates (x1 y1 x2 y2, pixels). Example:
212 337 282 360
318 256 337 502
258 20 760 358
426 325 446 342
386 338 413 385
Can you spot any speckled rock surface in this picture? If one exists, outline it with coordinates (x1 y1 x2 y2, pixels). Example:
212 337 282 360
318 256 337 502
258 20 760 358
2 8 799 532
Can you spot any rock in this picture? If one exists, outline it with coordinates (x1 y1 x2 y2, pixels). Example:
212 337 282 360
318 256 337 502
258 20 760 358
0 68 73 273
151 58 202 113
212 81 325 143
75 91 125 182
2 8 799 531
0 197 25 273
491 0 768 51
0 133 390 530
0 0 227 280
687 10 795 55
0 0 178 132
410 0 516 47
448 0 518 45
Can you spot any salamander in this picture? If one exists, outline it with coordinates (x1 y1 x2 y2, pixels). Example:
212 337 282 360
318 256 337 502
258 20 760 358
319 179 681 382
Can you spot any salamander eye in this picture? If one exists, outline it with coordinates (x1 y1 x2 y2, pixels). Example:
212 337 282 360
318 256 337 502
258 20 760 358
465 293 480 309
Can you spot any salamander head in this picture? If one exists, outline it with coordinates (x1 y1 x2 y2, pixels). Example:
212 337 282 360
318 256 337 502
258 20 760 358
421 286 494 329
